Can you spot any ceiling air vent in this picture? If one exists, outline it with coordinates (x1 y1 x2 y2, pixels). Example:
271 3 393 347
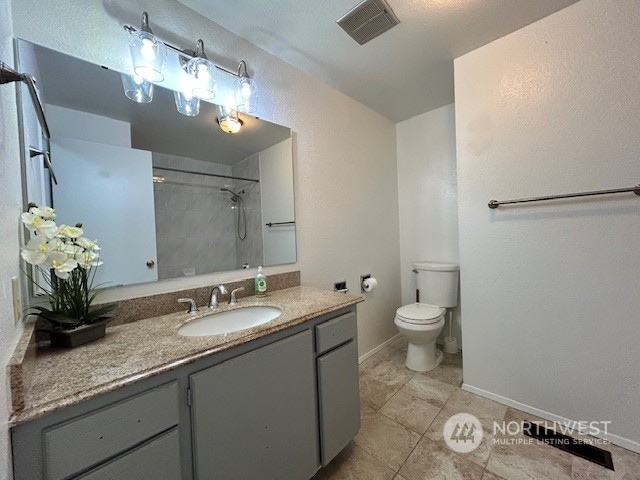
337 0 400 45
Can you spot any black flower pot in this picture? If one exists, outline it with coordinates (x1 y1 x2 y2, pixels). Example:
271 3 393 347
40 318 109 348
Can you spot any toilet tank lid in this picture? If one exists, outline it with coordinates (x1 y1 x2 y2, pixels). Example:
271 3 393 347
414 261 459 272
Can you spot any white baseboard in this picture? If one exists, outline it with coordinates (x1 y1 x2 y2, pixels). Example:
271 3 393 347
462 383 640 454
358 334 402 364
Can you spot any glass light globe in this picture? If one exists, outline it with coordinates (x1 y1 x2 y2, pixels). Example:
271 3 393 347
187 57 217 100
129 31 166 82
121 73 154 103
217 105 243 134
234 76 258 114
174 90 200 116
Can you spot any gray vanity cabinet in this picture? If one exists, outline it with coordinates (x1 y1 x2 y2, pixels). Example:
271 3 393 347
315 312 360 465
189 330 319 480
11 306 360 480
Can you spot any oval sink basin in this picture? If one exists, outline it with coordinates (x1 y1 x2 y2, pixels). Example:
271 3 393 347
178 306 282 337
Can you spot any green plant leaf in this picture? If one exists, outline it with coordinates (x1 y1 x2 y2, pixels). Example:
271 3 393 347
84 303 117 324
29 306 82 326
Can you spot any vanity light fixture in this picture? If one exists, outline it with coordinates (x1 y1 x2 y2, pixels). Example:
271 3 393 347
128 12 166 82
234 61 258 114
217 105 243 134
120 73 154 103
124 12 259 121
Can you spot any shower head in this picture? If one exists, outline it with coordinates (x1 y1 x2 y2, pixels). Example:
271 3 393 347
220 187 244 202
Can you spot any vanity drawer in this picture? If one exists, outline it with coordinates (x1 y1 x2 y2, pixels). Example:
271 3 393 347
316 312 357 354
43 381 179 480
78 428 181 480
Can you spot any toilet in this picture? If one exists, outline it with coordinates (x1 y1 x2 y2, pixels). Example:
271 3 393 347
394 261 459 372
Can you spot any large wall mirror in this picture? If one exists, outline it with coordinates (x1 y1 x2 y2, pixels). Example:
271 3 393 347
16 39 296 290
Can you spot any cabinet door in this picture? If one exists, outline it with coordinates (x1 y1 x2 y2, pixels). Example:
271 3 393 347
317 340 361 465
190 330 318 480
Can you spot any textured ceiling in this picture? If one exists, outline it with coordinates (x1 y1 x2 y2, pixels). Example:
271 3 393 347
178 0 579 122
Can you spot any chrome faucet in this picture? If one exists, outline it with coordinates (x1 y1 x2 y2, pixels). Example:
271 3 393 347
178 298 199 314
209 284 228 309
229 287 245 305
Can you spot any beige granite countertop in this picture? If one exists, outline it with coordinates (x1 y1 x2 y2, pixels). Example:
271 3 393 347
9 286 363 426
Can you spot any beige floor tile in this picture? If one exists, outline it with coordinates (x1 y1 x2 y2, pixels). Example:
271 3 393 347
571 443 640 480
354 412 421 471
380 388 441 434
359 348 393 376
387 347 408 366
501 407 640 479
442 351 463 367
312 441 396 480
367 358 415 388
486 430 572 480
359 375 402 411
481 471 504 480
403 373 457 408
389 336 408 351
393 475 409 480
423 407 496 467
425 360 464 386
502 407 547 426
399 437 485 480
444 389 508 432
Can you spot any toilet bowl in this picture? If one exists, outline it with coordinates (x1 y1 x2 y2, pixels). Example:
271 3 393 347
394 303 446 372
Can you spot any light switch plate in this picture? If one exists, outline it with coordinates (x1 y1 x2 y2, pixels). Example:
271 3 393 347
11 277 22 325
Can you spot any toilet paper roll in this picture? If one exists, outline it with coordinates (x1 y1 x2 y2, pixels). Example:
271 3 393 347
362 277 378 292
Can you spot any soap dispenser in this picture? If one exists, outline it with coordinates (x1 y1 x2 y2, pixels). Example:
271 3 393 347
255 266 267 297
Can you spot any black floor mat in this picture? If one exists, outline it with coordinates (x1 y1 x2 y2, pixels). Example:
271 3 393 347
522 421 614 470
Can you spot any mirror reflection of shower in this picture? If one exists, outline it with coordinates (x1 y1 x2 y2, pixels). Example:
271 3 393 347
221 187 247 240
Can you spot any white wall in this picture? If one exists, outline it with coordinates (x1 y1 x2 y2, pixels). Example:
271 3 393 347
10 1 401 356
455 0 640 451
396 104 460 345
0 0 24 477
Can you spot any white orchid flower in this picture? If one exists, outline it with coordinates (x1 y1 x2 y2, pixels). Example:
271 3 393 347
20 212 58 238
57 224 84 239
75 237 100 251
62 243 85 258
29 206 56 220
45 251 78 279
77 250 103 268
20 237 53 265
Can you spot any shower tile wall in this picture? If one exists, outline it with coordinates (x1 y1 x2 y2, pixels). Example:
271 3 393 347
232 153 264 268
153 153 237 279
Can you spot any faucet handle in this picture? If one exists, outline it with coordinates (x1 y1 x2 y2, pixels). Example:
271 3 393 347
178 298 199 314
229 287 245 305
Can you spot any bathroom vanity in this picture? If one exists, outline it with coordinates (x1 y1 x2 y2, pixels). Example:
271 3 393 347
10 287 362 479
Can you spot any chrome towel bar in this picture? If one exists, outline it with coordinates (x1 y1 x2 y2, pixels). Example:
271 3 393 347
488 185 640 209
265 221 295 227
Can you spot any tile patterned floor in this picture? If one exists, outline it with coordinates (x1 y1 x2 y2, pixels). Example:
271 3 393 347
313 338 640 480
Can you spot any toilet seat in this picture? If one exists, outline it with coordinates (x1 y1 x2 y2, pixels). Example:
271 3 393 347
396 303 445 325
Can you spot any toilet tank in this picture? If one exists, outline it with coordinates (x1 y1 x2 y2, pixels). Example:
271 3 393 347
414 262 459 308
